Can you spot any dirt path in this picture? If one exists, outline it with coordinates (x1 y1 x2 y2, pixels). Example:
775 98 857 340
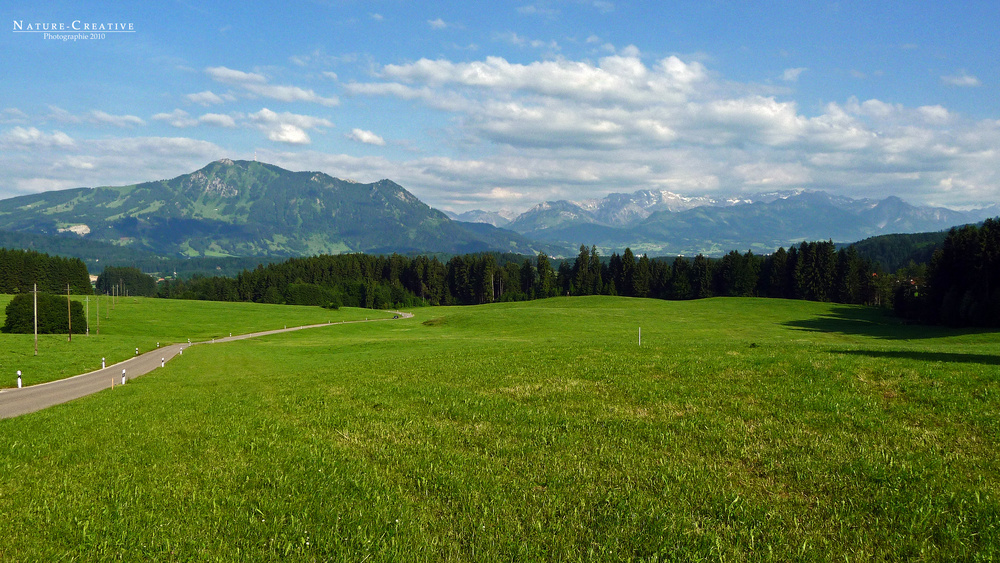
0 311 413 419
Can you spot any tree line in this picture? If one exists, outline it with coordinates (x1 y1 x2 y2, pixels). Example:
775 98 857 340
6 223 997 328
154 240 891 310
0 248 92 295
895 218 1000 327
554 242 888 305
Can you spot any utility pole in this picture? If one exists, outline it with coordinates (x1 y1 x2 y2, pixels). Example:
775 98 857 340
67 283 72 342
32 283 38 356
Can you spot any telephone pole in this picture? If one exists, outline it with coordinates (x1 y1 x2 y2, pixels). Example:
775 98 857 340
67 283 72 342
32 283 38 356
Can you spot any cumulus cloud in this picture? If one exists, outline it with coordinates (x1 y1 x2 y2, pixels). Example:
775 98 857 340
346 128 386 146
1 126 76 148
428 18 448 29
781 67 807 82
0 135 225 198
941 71 981 87
153 110 238 129
46 106 145 127
153 109 198 128
6 51 997 213
186 90 228 105
517 5 559 17
199 113 237 127
249 108 333 145
340 52 1000 210
1 108 28 124
205 66 340 106
497 31 560 51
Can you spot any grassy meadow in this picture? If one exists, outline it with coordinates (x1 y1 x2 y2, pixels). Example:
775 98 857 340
0 294 389 386
0 296 998 560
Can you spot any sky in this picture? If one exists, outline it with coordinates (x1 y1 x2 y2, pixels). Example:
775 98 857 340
2 0 998 214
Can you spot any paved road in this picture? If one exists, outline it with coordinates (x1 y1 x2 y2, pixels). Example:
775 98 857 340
0 312 412 419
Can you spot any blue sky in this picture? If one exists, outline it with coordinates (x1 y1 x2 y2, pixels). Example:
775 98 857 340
2 0 997 213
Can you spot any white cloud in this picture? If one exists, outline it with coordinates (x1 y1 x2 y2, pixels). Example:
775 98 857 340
153 110 237 128
918 105 950 124
1 108 28 124
186 90 227 105
377 54 707 106
88 111 145 128
205 66 340 106
5 51 997 214
0 135 224 199
347 128 386 146
153 109 198 128
249 108 333 145
46 106 144 127
343 52 1000 211
942 71 981 87
199 113 237 127
517 5 559 18
428 18 448 29
496 31 560 51
781 67 807 82
371 13 384 21
1 127 76 148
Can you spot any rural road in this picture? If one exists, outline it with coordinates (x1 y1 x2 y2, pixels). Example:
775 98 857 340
0 311 413 419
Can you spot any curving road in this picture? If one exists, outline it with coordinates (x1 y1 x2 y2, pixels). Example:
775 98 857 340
0 311 412 419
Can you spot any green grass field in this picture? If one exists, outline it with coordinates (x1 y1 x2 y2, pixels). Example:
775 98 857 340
0 295 391 386
1 296 998 560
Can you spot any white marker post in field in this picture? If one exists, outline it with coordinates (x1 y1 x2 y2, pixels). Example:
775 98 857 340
102 357 105 369
121 369 126 385
17 370 22 389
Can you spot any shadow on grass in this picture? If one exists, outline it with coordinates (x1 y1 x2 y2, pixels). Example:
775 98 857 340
783 306 994 340
834 349 1000 366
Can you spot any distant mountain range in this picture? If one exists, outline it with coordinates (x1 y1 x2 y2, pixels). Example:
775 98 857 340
465 189 997 256
0 159 553 258
0 160 995 260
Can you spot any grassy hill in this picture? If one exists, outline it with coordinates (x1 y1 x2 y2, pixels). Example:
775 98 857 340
0 296 997 559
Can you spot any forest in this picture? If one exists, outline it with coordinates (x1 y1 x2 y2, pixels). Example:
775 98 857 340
894 218 1000 326
3 220 996 327
157 240 892 312
0 248 92 295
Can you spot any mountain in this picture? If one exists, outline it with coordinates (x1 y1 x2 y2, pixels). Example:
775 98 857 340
581 189 728 226
445 209 513 228
504 189 996 255
0 159 555 258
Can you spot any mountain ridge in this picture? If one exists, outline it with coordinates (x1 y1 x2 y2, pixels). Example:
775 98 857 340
0 159 554 257
0 160 995 259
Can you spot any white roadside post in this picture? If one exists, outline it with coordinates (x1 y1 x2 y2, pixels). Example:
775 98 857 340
121 369 126 385
17 370 22 389
102 357 106 369
161 358 165 368
135 347 139 356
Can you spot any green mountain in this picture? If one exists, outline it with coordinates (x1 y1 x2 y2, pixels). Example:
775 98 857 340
0 159 553 258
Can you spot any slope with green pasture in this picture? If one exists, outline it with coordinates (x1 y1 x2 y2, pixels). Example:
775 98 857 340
0 294 387 386
0 296 997 560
